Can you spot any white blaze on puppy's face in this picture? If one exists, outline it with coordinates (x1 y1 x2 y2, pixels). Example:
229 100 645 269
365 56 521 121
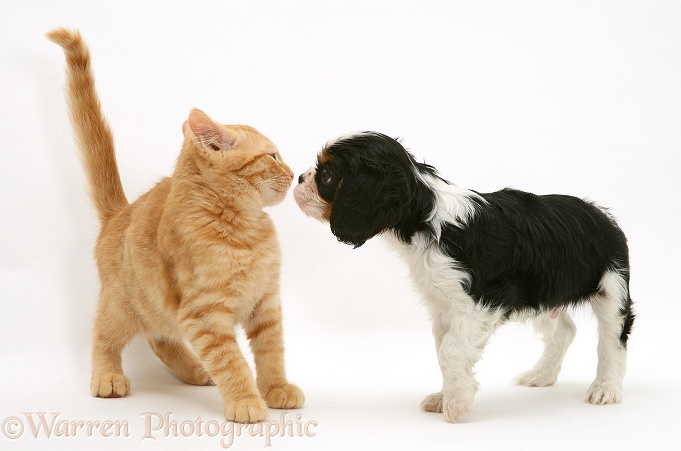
293 166 331 222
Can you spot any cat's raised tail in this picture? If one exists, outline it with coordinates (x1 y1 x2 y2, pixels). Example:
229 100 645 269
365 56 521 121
48 28 128 223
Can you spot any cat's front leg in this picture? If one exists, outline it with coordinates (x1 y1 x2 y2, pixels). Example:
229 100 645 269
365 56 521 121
246 293 305 410
90 288 137 398
178 300 267 423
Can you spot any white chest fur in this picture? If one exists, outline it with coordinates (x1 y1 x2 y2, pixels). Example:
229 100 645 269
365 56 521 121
383 232 478 318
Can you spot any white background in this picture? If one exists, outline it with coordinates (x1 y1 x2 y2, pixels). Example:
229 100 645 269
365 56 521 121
1 1 680 450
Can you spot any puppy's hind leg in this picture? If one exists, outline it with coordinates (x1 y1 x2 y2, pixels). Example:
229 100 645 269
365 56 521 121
585 270 633 405
514 310 576 387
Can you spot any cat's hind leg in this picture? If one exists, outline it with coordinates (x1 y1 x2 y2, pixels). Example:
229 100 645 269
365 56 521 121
90 289 138 398
148 336 213 386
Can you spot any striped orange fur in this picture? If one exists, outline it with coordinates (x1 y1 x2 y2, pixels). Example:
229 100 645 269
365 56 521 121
47 27 304 423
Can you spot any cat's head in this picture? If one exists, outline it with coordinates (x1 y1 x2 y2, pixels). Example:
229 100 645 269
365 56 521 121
181 108 294 207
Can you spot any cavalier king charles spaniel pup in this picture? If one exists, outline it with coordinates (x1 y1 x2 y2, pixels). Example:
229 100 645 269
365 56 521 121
294 132 634 423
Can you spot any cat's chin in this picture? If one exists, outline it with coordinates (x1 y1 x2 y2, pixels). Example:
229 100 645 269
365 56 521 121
262 187 288 206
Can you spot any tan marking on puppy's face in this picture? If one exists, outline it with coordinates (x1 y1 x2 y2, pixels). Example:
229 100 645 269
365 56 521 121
317 147 331 164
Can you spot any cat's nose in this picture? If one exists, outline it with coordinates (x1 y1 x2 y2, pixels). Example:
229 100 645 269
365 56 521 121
298 173 305 184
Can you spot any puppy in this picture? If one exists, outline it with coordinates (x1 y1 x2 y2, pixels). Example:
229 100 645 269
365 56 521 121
294 132 634 423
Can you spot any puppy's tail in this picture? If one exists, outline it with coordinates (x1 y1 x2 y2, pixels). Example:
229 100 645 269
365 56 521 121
619 293 635 348
47 28 128 223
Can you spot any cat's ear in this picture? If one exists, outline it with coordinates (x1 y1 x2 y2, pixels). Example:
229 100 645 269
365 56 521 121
186 108 236 151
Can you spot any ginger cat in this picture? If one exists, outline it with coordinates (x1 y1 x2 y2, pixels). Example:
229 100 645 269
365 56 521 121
48 28 304 423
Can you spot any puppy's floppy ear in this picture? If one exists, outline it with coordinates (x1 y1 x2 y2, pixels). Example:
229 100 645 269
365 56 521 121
330 164 411 248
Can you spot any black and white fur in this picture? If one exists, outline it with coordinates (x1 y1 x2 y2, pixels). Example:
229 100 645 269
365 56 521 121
293 132 634 423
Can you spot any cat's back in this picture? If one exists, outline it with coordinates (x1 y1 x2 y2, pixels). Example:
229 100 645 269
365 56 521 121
95 178 172 275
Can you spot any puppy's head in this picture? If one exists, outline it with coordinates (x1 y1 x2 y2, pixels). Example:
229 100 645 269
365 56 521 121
294 132 420 247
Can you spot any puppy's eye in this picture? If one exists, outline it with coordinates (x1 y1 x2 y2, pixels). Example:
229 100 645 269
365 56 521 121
320 169 333 184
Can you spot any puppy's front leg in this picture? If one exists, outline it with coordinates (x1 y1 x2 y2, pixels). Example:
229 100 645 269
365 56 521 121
437 307 502 423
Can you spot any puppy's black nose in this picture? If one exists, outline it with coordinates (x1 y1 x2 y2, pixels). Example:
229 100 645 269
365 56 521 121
298 173 305 184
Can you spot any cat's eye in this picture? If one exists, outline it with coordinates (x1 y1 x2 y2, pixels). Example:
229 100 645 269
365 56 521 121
270 153 278 161
320 169 333 184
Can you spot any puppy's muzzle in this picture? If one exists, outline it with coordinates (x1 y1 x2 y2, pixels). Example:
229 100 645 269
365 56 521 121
298 169 314 185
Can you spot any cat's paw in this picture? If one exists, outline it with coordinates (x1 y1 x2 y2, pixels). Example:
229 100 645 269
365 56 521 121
264 383 305 409
225 397 268 423
178 367 214 386
420 392 444 413
91 373 130 398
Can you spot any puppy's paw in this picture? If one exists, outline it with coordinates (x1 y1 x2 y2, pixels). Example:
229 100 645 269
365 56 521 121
585 381 622 405
442 391 474 423
225 397 268 423
264 383 305 409
513 368 559 387
420 392 443 413
91 373 130 398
